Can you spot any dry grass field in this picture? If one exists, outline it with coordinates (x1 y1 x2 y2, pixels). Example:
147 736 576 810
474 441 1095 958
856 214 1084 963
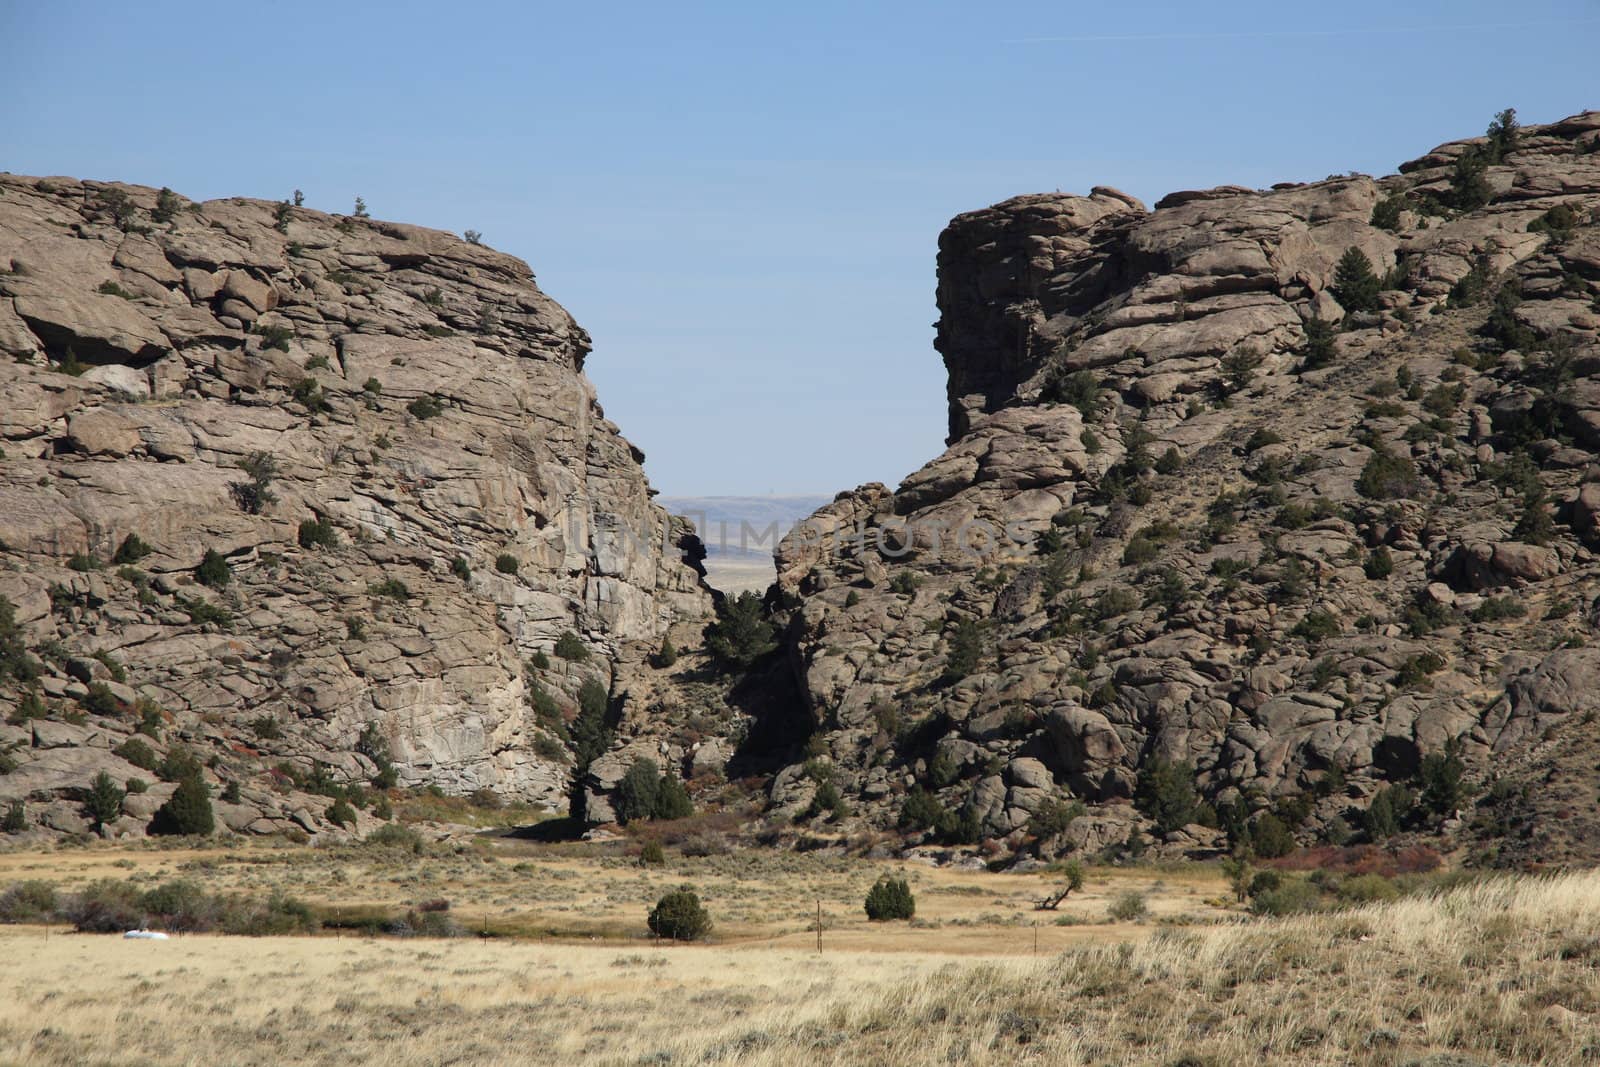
1 840 1598 1064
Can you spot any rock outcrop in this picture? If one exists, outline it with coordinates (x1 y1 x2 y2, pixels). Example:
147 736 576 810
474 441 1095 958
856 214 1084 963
766 110 1600 862
0 176 711 838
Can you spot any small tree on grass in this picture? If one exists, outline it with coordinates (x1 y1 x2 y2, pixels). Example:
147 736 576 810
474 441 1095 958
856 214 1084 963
639 839 666 867
653 769 693 820
864 875 915 921
616 758 662 824
648 886 711 941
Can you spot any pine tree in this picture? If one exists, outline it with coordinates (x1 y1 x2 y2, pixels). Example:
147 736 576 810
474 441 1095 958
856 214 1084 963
864 875 915 920
195 549 231 588
616 758 661 824
1485 107 1519 163
653 769 693 820
83 772 125 829
704 591 776 670
647 887 712 941
1331 247 1381 313
150 775 214 836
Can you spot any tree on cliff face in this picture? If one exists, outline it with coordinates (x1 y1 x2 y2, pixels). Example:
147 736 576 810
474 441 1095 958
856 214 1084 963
705 592 777 670
1332 247 1381 313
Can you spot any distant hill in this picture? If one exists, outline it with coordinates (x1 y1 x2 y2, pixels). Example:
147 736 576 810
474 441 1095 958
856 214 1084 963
658 494 832 593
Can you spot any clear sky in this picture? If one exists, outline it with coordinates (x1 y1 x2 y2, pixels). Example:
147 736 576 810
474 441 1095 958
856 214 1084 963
2 1 1595 495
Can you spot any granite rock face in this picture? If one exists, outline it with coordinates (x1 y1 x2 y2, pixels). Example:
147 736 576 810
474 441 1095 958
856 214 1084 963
769 111 1600 860
0 176 711 837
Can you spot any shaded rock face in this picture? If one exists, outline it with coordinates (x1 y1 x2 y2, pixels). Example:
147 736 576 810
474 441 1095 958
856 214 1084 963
0 176 711 835
773 112 1600 859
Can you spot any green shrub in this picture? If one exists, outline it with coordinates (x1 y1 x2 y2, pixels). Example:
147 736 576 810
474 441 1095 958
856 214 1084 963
367 578 411 600
889 571 921 595
864 875 916 921
1028 797 1086 838
1364 547 1394 579
1250 813 1295 858
0 596 41 685
1122 536 1159 565
1357 449 1421 500
653 769 692 820
494 553 519 574
1 801 24 833
407 395 445 420
1471 596 1525 623
291 377 330 413
1134 758 1200 833
83 682 120 717
153 187 181 223
365 823 424 853
639 840 666 866
553 631 589 661
149 775 214 836
1417 745 1468 817
1365 784 1413 840
647 887 712 941
1041 368 1102 416
941 618 983 683
1338 873 1400 904
450 556 471 580
195 548 231 588
1370 196 1405 231
325 799 357 827
1250 877 1321 916
115 737 157 771
112 533 153 564
1220 348 1263 393
67 553 103 572
1291 610 1340 644
1451 148 1493 211
651 637 678 669
297 518 338 549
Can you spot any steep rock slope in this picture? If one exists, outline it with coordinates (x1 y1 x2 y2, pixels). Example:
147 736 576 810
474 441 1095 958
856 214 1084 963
0 176 711 838
771 111 1600 862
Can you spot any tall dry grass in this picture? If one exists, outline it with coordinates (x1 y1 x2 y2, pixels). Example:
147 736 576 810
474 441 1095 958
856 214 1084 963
1 868 1597 1064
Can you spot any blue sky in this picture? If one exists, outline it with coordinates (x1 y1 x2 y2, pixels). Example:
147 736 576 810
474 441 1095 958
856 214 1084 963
2 1 1595 495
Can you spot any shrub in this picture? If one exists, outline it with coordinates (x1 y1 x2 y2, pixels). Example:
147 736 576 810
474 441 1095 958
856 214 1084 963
647 887 712 941
654 770 693 820
152 187 181 223
142 879 218 933
195 548 232 587
1122 536 1159 565
83 771 125 829
407 395 445 420
1451 148 1492 211
82 682 120 717
1291 610 1340 644
553 631 589 661
898 787 948 833
1041 368 1101 416
157 745 203 783
1301 317 1338 370
704 592 776 670
178 596 232 627
297 518 338 549
1220 348 1263 393
325 799 357 827
1364 547 1394 580
1028 797 1086 839
571 679 612 772
1250 813 1295 858
1107 891 1148 922
1365 784 1413 840
368 578 411 600
0 596 41 684
67 553 103 572
941 618 983 683
1417 745 1468 817
112 533 153 564
1396 651 1447 688
1134 758 1200 833
1485 107 1519 163
1472 596 1525 623
889 571 921 595
1332 247 1381 313
149 775 214 836
63 879 144 932
291 377 329 413
494 553 519 575
651 637 678 669
115 737 157 771
1357 449 1421 500
0 880 56 921
365 823 424 853
864 875 916 921
253 323 293 353
1338 873 1401 904
639 839 667 867
1370 195 1404 231
1249 877 1321 916
1 801 24 833
450 556 471 580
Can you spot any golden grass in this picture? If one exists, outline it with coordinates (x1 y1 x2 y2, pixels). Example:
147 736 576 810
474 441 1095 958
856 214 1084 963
0 839 1224 950
0 869 1597 1064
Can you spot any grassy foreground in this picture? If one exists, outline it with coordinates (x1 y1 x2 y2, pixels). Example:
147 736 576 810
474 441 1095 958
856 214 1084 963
1 868 1597 1065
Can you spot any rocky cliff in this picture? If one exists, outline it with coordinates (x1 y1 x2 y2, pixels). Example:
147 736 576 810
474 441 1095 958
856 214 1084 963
0 175 711 838
768 110 1600 864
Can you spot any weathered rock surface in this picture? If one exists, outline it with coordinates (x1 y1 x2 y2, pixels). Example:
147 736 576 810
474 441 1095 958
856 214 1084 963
0 176 712 837
762 111 1600 863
